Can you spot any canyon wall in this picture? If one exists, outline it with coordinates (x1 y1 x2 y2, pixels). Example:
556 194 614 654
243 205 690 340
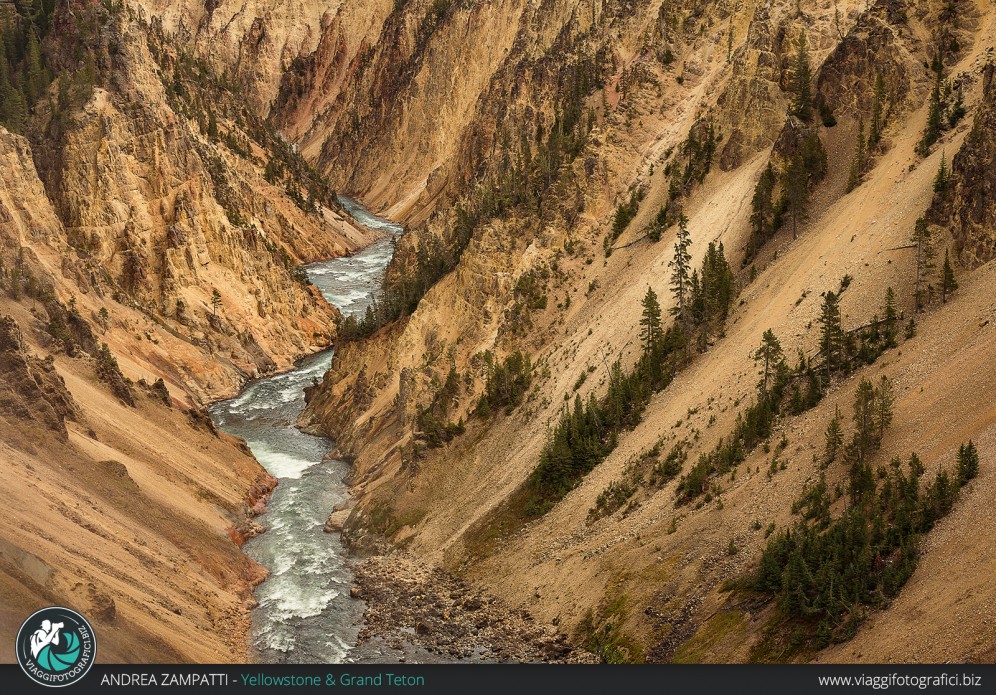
303 0 996 663
0 0 373 661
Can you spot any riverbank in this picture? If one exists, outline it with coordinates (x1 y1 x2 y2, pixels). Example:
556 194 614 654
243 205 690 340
211 195 591 664
350 554 596 663
209 197 402 664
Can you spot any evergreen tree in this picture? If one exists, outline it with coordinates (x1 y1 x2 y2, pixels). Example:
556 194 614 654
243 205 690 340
648 204 667 242
905 317 917 340
917 69 944 156
754 329 785 395
869 71 886 149
211 288 222 315
847 117 866 193
207 110 219 138
699 241 735 325
882 286 899 346
824 407 843 465
669 213 692 325
948 84 966 128
639 287 664 355
793 30 813 121
97 306 110 332
748 163 776 259
781 548 815 615
911 217 936 312
818 290 844 378
0 51 28 133
853 377 877 457
957 441 979 486
933 152 949 193
783 147 809 240
24 26 47 104
874 375 894 443
940 248 957 302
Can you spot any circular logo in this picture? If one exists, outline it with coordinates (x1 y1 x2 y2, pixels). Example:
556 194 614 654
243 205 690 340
16 607 96 687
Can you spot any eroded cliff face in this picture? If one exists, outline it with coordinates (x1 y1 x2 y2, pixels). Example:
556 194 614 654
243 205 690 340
302 0 996 663
0 296 277 663
275 0 534 219
301 0 870 505
0 0 371 662
929 61 996 266
0 139 277 660
17 4 377 403
129 0 334 114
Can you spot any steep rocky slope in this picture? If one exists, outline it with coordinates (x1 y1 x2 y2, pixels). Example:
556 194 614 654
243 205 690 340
19 3 376 403
1 0 993 667
0 295 275 663
0 0 372 662
130 0 332 114
929 62 996 266
303 0 996 663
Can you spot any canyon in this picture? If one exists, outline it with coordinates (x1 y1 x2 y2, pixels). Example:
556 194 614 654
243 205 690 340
0 0 994 665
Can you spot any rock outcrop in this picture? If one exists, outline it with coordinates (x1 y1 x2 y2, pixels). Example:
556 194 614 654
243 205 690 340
301 0 996 665
1 3 377 402
0 0 367 664
929 62 996 266
0 315 78 440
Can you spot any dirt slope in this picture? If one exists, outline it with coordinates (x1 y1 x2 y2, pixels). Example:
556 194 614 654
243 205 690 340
303 0 996 662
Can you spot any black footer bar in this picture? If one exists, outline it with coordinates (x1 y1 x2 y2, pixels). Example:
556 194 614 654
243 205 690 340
1 663 991 694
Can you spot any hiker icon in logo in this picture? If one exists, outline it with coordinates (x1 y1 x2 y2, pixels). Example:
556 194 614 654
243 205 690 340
16 607 96 687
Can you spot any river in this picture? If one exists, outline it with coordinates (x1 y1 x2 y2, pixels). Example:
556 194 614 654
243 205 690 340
208 197 402 663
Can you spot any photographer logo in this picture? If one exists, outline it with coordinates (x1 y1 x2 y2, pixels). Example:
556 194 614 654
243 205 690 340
16 607 96 687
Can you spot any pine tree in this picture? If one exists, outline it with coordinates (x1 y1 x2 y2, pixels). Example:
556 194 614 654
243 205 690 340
948 84 966 127
917 69 944 156
882 286 899 346
748 163 776 259
97 306 110 333
911 217 936 312
781 548 815 615
824 407 843 465
847 117 866 193
933 152 949 193
0 51 28 133
869 71 886 149
793 30 813 121
905 317 917 340
784 147 809 240
818 290 844 378
874 375 894 444
669 213 692 324
853 377 877 458
640 287 664 355
24 27 47 105
699 241 735 325
211 288 222 315
648 204 667 242
956 441 979 486
754 329 785 395
940 248 957 302
207 110 219 138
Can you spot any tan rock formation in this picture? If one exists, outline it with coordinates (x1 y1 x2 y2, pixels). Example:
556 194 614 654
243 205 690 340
302 0 996 663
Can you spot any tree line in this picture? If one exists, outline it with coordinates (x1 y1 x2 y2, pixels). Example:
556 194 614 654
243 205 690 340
753 375 978 648
673 280 906 508
526 222 735 514
339 46 606 343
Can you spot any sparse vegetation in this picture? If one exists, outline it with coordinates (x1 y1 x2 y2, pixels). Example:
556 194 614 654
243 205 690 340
744 129 826 264
751 397 976 652
528 240 736 514
477 350 533 416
